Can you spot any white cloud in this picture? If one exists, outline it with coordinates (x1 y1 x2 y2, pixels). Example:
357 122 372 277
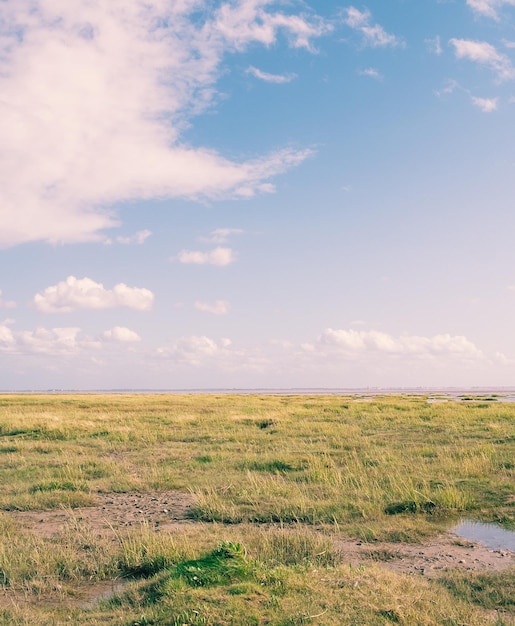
343 7 403 48
358 67 383 80
0 323 15 348
102 326 141 343
0 1 330 248
0 290 16 309
194 300 231 315
201 228 244 244
449 38 515 81
1 324 505 386
246 66 297 83
0 323 142 356
176 247 236 266
467 0 515 20
0 325 100 355
116 230 152 245
316 329 484 360
156 335 233 366
33 276 154 313
471 95 498 111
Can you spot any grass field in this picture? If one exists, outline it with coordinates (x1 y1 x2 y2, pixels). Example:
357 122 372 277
0 393 513 624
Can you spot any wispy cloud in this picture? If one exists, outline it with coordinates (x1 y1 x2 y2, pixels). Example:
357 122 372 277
0 290 16 310
201 228 244 244
425 35 442 55
116 230 152 245
343 7 403 48
450 38 515 80
471 95 499 111
194 300 231 315
0 1 330 248
435 79 461 97
467 0 515 20
33 276 154 313
246 66 297 84
156 336 233 367
358 67 383 80
176 247 236 266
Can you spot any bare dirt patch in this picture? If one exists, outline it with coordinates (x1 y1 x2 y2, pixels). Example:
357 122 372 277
335 534 514 577
8 490 196 538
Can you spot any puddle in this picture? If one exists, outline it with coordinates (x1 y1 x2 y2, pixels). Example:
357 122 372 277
79 580 128 609
452 520 515 551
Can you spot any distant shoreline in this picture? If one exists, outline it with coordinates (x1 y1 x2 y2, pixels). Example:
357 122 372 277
2 387 515 397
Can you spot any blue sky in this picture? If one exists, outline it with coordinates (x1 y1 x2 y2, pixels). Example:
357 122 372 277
1 0 515 390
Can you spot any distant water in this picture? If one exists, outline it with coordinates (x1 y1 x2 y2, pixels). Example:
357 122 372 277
3 387 515 398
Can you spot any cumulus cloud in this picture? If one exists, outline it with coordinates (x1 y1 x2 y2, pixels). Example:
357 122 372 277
450 38 515 80
471 96 498 111
467 0 515 20
102 326 141 343
176 247 236 266
0 1 330 248
33 276 154 313
116 230 152 245
0 323 143 356
246 66 297 83
194 300 231 315
316 329 484 360
343 7 403 48
0 324 100 355
0 290 16 309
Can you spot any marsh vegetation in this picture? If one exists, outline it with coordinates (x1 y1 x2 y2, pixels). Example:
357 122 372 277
0 394 513 624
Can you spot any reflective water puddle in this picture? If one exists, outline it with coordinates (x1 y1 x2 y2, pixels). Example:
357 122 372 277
452 520 515 551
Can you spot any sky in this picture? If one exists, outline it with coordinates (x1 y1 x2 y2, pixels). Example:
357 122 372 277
1 0 515 390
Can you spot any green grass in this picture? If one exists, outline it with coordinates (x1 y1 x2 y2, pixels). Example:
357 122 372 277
0 393 514 624
437 569 515 611
1 393 512 526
